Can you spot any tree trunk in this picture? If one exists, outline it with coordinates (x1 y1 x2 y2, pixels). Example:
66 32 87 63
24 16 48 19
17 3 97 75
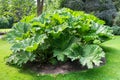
37 0 44 16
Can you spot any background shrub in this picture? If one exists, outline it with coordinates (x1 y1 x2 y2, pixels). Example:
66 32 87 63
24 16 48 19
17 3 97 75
113 0 120 11
112 12 120 35
4 13 14 28
112 25 120 35
113 12 120 26
0 12 14 29
0 16 9 29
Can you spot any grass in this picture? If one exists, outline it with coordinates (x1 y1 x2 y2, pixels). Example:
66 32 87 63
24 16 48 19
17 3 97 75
0 36 120 80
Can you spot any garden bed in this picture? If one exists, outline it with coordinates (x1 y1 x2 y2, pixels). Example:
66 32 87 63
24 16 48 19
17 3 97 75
0 32 6 35
0 29 11 38
24 58 106 74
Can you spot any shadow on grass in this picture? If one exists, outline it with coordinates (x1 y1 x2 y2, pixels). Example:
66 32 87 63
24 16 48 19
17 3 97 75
101 45 118 53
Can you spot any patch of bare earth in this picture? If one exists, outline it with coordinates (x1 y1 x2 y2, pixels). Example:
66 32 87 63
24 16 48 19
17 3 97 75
0 32 6 39
24 58 106 74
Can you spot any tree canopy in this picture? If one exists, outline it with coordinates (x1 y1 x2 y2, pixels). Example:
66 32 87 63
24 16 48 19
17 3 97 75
0 0 36 22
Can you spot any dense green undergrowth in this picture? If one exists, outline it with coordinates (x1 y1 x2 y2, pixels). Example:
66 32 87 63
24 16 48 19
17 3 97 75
6 8 113 68
0 36 120 80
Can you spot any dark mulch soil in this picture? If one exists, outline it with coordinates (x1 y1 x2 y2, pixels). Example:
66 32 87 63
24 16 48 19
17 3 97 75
0 33 5 39
24 58 106 74
0 32 6 35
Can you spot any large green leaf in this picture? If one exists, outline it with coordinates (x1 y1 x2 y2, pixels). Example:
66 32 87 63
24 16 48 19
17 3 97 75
83 33 99 43
46 23 68 38
6 22 32 43
53 39 83 61
7 51 36 67
11 34 47 52
80 45 105 68
91 22 113 38
11 37 37 52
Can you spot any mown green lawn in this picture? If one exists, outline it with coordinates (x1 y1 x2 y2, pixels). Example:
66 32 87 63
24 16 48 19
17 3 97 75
0 29 11 33
0 36 120 80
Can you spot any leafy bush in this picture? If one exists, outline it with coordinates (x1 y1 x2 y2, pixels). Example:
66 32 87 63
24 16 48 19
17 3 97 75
0 16 9 29
112 25 120 35
112 12 120 35
113 0 120 11
7 16 14 28
3 12 14 28
44 0 63 11
6 8 113 68
113 12 120 26
60 0 84 11
0 12 14 29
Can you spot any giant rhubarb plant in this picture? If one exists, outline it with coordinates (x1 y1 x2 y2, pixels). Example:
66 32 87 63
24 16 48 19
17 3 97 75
6 8 113 68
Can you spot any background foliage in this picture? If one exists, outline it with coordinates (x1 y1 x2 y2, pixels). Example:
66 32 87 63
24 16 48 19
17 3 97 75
113 0 120 11
0 0 36 28
44 0 63 11
0 16 9 29
112 12 120 35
